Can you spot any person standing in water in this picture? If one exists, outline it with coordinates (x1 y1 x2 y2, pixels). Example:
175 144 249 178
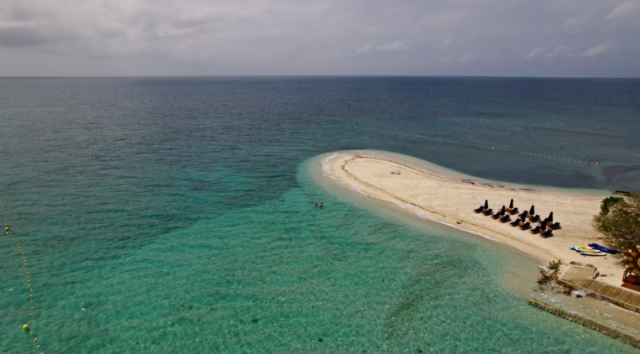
319 203 323 208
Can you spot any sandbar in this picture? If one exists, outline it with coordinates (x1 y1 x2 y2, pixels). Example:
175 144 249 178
321 150 627 287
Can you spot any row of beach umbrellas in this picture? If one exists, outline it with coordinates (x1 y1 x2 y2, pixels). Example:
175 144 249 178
473 199 560 237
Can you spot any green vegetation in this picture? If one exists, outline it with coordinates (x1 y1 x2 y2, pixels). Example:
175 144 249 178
593 192 640 250
599 196 625 216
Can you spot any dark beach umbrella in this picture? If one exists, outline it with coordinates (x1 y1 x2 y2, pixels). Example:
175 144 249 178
548 212 553 223
509 199 514 209
529 205 535 215
540 222 547 231
501 205 506 214
484 200 488 209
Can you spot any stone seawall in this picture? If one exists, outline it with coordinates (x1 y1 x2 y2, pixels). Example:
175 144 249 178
528 298 640 349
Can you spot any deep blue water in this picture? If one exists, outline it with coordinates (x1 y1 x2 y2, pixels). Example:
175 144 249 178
1 77 639 353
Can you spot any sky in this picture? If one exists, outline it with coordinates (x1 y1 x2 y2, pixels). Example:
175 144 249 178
1 0 639 77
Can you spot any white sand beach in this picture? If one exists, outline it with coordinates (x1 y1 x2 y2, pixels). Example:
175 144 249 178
322 150 627 287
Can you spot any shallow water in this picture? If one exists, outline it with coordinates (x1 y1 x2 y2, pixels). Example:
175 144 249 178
1 77 639 353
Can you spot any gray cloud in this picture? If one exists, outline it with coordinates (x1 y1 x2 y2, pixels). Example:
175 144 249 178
352 41 406 56
582 44 611 57
0 0 638 76
0 26 49 47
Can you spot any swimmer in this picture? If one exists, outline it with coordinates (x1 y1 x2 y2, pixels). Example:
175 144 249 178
313 203 318 208
319 203 323 208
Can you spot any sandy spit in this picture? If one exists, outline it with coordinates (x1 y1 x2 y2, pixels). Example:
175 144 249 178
323 150 626 287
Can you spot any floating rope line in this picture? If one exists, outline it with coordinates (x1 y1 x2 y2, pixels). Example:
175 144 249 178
5 123 598 189
1 195 42 354
0 126 196 352
349 126 599 166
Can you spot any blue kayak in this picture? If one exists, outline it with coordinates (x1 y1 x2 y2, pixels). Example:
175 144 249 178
588 243 620 254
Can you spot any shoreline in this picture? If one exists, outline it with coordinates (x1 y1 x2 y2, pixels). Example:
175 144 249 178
319 150 626 287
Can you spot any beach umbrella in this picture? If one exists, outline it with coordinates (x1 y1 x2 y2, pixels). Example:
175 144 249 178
548 212 553 223
501 205 506 214
484 200 488 209
509 199 514 209
529 205 535 215
540 222 547 231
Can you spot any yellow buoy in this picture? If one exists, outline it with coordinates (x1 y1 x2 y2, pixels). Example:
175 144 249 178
4 227 8 231
23 324 29 330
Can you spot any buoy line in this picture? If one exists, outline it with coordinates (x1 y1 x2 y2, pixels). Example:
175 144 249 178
348 125 600 166
4 123 600 189
1 195 42 354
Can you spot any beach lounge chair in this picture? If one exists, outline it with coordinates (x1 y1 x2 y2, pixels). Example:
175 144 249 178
540 229 553 238
538 218 548 226
517 210 529 218
519 222 531 230
499 215 511 223
529 215 540 222
482 208 493 216
492 206 506 219
550 222 561 229
539 223 547 233
529 226 541 233
506 199 519 214
509 219 521 227
474 200 489 213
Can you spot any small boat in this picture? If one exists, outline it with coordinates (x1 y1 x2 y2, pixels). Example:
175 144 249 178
588 243 620 254
578 251 606 257
571 246 606 257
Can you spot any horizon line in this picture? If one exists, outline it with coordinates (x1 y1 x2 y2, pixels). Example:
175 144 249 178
1 74 639 80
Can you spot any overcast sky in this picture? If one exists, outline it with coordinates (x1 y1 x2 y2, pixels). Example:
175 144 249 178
1 0 639 77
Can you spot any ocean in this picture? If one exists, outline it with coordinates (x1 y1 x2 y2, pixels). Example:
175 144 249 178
1 77 639 353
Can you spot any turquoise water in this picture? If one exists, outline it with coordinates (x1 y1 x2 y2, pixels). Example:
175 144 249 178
1 77 640 353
